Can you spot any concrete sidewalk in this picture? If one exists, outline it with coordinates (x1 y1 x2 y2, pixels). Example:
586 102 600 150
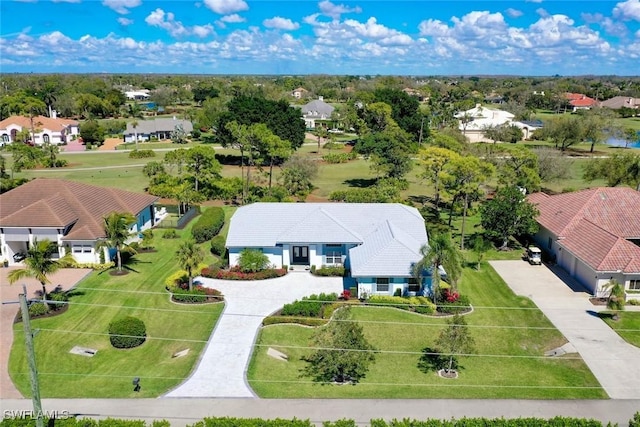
490 260 640 399
2 398 640 427
164 272 343 397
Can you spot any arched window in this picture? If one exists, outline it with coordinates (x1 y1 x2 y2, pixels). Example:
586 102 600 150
1 134 8 143
43 134 50 143
10 129 17 142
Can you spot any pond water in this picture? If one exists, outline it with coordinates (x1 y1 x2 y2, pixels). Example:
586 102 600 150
606 131 640 149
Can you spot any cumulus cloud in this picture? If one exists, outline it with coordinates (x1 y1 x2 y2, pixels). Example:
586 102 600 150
203 0 248 15
318 0 362 20
220 14 245 23
505 8 523 18
117 17 133 26
613 0 640 21
582 12 628 37
263 17 300 30
536 8 550 18
102 0 141 14
145 8 213 38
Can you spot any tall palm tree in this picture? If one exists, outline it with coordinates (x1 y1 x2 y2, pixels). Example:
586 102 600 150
131 120 139 150
412 233 463 305
176 240 204 291
103 212 136 272
7 239 67 297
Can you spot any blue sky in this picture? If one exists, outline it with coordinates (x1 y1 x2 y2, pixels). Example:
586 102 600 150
1 0 639 75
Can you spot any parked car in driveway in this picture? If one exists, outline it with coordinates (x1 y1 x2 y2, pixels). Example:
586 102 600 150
13 252 26 262
525 246 542 265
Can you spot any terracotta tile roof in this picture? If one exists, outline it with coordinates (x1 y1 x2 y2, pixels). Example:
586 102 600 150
0 179 158 241
0 115 78 133
528 187 640 273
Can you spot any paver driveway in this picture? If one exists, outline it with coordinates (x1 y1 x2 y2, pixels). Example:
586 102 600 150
490 260 640 399
164 272 343 397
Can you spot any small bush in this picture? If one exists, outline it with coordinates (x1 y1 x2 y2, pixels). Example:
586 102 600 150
108 316 146 349
210 266 286 280
28 302 48 317
322 153 351 164
47 291 69 311
128 149 156 159
312 265 345 276
368 295 436 314
169 284 222 303
281 293 339 318
162 229 178 239
192 207 225 243
238 249 269 273
437 293 471 314
210 235 226 256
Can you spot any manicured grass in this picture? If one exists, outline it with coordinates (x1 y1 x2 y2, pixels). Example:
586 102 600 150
601 311 640 347
247 264 605 399
9 219 223 398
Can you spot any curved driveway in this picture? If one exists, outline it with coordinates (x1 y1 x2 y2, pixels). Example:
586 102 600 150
164 272 343 397
490 260 640 399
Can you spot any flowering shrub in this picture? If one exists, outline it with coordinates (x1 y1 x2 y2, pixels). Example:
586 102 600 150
443 288 460 303
169 283 223 303
437 289 471 314
340 290 351 300
203 266 287 280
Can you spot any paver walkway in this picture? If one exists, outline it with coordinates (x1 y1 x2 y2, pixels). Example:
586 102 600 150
490 260 640 399
0 268 92 398
164 272 343 397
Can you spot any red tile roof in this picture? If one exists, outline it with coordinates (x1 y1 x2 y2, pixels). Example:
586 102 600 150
0 115 78 133
564 93 597 107
528 188 640 273
0 179 158 240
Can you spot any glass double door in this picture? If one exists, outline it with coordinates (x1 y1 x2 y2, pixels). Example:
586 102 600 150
292 246 309 264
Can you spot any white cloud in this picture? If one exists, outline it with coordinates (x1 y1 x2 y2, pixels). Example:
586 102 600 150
52 0 81 3
102 0 141 14
526 0 543 3
536 8 549 18
203 0 248 15
613 0 640 21
117 17 133 26
582 13 628 37
318 0 361 20
263 17 299 30
145 8 213 38
505 8 523 18
220 14 245 23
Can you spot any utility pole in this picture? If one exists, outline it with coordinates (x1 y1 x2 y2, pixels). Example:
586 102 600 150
19 285 44 427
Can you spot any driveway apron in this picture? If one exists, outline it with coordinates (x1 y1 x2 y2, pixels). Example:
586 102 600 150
164 272 343 397
490 260 640 399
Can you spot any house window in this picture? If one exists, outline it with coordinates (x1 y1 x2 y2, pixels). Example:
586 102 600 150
325 244 343 264
408 278 420 293
72 245 82 253
548 237 552 249
630 280 640 290
1 134 8 143
43 134 50 143
83 245 92 253
375 278 389 293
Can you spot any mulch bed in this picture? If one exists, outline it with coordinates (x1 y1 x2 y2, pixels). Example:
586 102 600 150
109 270 130 277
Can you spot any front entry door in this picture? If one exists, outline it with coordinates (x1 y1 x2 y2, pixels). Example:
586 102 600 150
292 246 309 264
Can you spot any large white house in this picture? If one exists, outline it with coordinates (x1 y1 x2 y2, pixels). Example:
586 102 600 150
454 104 542 142
226 203 431 297
300 97 334 129
0 179 158 266
123 118 194 143
0 115 79 146
528 187 640 301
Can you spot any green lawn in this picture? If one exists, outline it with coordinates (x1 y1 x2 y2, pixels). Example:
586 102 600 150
9 219 223 398
247 263 605 399
602 311 640 347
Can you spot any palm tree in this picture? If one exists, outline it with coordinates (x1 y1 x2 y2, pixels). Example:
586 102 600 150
7 239 67 298
176 240 204 291
103 212 136 272
604 279 626 321
131 120 139 150
412 233 463 305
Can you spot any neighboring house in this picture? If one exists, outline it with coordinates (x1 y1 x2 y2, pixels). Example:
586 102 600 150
300 97 335 129
291 87 308 99
527 187 640 300
600 96 640 110
0 114 79 146
0 179 158 266
125 90 150 100
123 118 193 143
226 203 430 297
565 93 598 111
454 104 539 142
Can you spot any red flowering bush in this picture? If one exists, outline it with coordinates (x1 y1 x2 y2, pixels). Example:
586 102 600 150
443 288 460 303
340 290 351 300
205 266 287 280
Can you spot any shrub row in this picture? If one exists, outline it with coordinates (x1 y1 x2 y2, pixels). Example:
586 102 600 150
192 207 225 243
368 295 436 315
210 235 226 256
128 149 156 158
262 316 328 327
322 152 357 164
329 185 400 203
162 229 179 239
59 261 115 271
169 285 223 303
201 266 286 280
108 316 146 349
2 415 632 427
437 294 472 314
281 293 339 318
311 265 345 277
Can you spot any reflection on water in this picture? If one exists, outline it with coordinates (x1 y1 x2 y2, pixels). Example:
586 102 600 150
606 132 640 149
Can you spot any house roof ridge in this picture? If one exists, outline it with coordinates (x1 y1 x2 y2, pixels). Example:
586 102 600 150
318 207 363 242
556 188 600 237
386 220 421 254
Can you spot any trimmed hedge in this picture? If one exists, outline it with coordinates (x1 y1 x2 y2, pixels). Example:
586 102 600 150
201 266 286 280
210 235 226 256
263 316 328 327
108 316 146 349
368 295 436 315
169 285 223 303
437 294 472 314
192 207 225 243
281 293 339 318
128 149 156 159
311 265 345 277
